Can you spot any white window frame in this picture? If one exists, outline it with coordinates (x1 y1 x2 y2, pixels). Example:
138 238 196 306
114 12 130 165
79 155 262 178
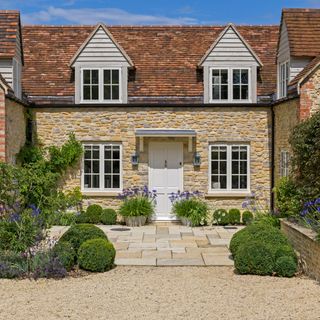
208 143 250 194
80 67 122 103
280 150 290 178
209 67 251 103
81 143 123 193
278 60 289 99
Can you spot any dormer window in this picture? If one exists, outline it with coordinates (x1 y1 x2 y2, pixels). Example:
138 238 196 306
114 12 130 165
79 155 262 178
70 23 134 104
81 68 121 103
210 68 250 102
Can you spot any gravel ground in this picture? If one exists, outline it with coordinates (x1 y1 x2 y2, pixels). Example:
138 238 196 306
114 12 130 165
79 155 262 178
0 267 320 320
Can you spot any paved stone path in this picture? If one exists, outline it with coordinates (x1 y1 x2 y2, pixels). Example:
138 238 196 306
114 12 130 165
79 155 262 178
49 224 243 266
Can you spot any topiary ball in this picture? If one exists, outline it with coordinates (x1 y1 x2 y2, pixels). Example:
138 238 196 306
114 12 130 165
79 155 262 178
228 208 241 225
274 256 297 277
78 238 115 272
242 210 254 225
100 208 117 225
52 241 76 271
85 204 103 224
212 209 229 225
235 241 274 276
229 227 251 257
76 211 89 224
59 224 108 253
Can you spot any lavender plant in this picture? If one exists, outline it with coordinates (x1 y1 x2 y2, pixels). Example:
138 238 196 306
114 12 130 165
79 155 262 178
300 198 320 240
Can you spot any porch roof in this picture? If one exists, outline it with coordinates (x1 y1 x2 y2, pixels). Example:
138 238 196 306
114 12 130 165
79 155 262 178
135 129 196 137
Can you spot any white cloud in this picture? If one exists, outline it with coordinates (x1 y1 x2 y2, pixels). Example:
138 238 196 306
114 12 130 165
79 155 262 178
22 6 198 25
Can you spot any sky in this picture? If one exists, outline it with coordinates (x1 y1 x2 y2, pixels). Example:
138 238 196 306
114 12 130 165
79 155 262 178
0 0 319 25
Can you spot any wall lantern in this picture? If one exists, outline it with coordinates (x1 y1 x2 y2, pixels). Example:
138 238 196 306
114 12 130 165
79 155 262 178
193 152 201 166
131 153 139 165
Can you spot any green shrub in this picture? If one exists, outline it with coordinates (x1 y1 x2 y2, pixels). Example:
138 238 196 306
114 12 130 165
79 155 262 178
274 256 297 277
78 238 115 272
85 204 103 224
0 250 28 278
48 212 77 226
59 224 108 253
235 241 274 276
229 228 251 257
75 211 88 224
119 196 155 217
273 244 297 263
172 198 208 226
212 209 229 225
228 209 241 225
52 241 76 271
253 213 281 228
100 208 117 225
242 211 254 225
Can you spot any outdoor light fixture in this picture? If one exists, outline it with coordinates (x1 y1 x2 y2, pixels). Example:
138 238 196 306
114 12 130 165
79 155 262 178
193 152 201 166
131 153 139 165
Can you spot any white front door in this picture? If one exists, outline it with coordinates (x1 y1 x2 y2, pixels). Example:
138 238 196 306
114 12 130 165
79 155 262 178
149 142 183 220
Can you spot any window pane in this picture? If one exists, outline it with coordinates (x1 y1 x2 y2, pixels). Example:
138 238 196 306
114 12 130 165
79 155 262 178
104 70 111 84
83 86 90 100
232 176 239 189
84 175 90 188
232 161 239 174
220 148 227 159
212 70 220 84
83 70 90 84
212 161 218 174
241 70 249 84
113 175 120 188
233 85 240 100
221 85 228 100
92 175 100 188
112 85 120 100
211 176 219 189
92 85 99 100
233 69 240 84
212 85 219 100
212 151 218 160
104 147 112 159
221 70 228 84
220 176 227 189
113 148 120 159
240 149 247 160
92 147 100 159
105 175 112 189
220 161 227 174
91 70 99 84
240 176 247 189
84 149 91 159
241 85 249 100
112 70 119 84
113 160 120 174
240 161 247 174
104 86 111 100
105 160 111 174
84 160 91 173
93 160 100 173
232 150 239 160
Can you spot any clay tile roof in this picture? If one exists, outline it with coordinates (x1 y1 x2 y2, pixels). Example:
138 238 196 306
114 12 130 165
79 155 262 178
289 55 320 87
22 25 278 103
282 8 320 57
0 10 23 62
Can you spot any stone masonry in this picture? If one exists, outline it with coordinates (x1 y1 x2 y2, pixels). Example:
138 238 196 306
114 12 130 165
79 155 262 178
33 106 272 211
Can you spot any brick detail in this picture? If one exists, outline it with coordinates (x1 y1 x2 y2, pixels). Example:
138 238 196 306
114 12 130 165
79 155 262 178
281 219 320 281
0 87 5 162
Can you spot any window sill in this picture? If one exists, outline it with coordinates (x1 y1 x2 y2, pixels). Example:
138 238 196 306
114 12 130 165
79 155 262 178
80 100 123 104
205 191 251 198
82 191 121 197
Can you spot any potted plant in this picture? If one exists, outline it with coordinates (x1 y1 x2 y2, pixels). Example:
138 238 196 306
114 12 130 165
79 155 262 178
118 186 156 227
170 191 208 227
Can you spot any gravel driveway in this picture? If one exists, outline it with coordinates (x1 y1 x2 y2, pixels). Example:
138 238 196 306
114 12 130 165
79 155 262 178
1 267 319 320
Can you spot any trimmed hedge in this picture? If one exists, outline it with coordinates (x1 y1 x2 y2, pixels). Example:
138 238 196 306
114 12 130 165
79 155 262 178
85 204 103 224
242 211 253 225
78 238 115 272
59 224 108 253
235 241 274 275
228 209 241 225
100 209 117 225
52 241 76 271
212 209 229 225
231 221 298 277
274 256 297 277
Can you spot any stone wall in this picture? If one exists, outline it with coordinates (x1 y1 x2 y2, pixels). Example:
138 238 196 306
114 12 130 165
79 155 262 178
273 98 299 185
5 97 26 164
300 67 320 120
32 106 272 210
281 219 320 281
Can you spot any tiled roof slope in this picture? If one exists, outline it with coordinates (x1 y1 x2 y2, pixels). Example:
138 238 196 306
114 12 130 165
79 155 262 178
0 10 22 60
290 55 320 87
282 8 320 57
22 25 278 103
